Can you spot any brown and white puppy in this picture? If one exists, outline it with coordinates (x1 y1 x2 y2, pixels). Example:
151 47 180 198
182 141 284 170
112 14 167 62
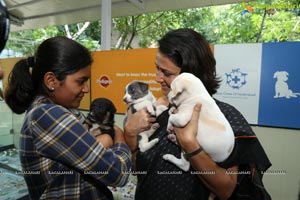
123 80 167 152
85 98 116 141
163 73 235 171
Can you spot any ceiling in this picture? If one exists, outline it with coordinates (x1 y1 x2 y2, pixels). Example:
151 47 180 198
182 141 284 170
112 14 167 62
5 0 252 32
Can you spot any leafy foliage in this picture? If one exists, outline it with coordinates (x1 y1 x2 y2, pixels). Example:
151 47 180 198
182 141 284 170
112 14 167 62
4 0 300 56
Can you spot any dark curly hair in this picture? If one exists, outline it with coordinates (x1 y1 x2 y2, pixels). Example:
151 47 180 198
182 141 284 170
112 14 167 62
158 28 221 95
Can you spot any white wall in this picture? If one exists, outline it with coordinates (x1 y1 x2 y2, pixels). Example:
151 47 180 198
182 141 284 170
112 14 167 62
253 126 300 200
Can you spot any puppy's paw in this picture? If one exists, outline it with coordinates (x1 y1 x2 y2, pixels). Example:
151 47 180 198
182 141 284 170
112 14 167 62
167 133 177 143
168 106 177 115
151 122 160 130
162 154 173 161
147 105 156 116
155 105 168 116
139 138 159 152
151 138 159 144
150 110 156 116
167 125 174 133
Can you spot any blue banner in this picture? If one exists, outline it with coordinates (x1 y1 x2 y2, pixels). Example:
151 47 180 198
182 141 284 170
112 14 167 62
258 42 300 129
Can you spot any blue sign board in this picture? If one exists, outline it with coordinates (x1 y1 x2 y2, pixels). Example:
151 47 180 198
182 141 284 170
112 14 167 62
258 42 300 129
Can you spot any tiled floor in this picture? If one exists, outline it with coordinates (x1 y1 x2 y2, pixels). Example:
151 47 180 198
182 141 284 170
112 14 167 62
109 175 136 200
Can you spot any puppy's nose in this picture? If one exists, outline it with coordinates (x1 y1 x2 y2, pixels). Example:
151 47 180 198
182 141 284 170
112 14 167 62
123 97 129 104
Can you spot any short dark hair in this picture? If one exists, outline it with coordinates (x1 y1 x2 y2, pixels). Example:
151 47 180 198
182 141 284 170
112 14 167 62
5 36 93 114
158 28 221 95
0 0 9 53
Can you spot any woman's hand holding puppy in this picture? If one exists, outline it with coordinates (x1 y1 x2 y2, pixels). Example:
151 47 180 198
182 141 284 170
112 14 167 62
124 108 156 152
172 104 202 154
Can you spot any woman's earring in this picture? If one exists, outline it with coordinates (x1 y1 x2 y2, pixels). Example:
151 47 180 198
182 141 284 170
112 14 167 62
50 86 54 91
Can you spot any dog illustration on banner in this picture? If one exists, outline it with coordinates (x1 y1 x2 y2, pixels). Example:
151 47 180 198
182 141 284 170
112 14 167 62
273 71 300 98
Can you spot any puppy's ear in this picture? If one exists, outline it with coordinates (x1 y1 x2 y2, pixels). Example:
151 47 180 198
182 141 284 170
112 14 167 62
173 78 190 95
139 82 149 93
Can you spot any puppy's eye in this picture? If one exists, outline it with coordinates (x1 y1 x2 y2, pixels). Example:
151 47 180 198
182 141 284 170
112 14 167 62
174 91 182 99
129 88 135 93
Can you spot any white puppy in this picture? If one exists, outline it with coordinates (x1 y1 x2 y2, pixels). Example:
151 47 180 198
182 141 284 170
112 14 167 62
123 81 167 152
163 73 235 171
